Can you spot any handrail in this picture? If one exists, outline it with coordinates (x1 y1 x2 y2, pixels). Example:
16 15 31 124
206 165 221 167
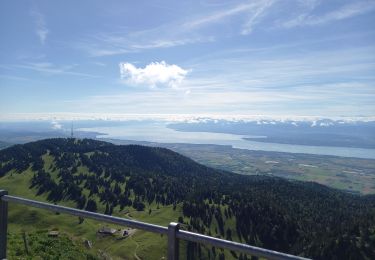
2 195 168 235
0 191 310 260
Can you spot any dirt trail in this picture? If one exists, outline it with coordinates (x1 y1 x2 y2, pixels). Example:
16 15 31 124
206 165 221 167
130 236 141 260
124 212 141 260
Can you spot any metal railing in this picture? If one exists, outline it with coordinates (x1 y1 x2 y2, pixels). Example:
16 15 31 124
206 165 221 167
0 190 310 260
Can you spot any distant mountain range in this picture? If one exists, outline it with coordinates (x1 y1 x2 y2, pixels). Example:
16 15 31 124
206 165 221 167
169 119 375 149
0 138 374 259
1 118 374 149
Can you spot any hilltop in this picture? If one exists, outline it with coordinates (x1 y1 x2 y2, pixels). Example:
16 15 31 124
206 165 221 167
0 138 374 259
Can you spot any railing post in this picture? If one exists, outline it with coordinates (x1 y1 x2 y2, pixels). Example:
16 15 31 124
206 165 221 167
168 222 180 260
0 190 8 260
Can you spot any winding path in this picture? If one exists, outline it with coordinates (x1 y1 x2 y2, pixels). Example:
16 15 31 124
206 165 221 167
124 212 141 260
130 236 141 260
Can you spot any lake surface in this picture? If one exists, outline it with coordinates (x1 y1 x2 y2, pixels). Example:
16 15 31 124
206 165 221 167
79 122 375 159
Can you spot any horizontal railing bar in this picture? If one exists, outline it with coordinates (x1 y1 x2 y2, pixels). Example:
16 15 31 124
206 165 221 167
177 230 310 260
1 194 311 260
2 195 168 235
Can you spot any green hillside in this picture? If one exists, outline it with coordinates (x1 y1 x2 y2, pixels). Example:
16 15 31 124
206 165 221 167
1 138 375 259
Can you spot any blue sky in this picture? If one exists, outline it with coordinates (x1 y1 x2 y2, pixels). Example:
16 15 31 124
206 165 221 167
0 0 374 119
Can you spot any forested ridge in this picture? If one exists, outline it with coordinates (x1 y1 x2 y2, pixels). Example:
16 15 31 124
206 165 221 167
1 138 374 259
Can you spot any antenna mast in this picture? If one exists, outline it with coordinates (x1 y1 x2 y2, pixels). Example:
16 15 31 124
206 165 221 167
70 121 74 138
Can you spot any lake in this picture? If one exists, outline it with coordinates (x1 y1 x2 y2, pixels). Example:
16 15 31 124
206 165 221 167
79 122 375 159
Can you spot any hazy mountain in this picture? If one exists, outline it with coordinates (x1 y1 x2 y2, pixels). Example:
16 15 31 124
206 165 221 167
169 119 375 149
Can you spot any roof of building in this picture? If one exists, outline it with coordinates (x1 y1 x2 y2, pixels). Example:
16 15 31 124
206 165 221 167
98 227 117 234
48 231 59 236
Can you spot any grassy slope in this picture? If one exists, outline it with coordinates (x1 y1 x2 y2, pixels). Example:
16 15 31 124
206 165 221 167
1 152 242 259
1 170 183 259
7 230 96 259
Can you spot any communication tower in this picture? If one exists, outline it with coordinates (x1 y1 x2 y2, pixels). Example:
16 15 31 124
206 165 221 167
70 122 74 138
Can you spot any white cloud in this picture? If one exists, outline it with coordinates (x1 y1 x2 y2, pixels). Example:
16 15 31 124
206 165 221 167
241 0 275 35
282 1 375 28
1 113 374 123
184 3 257 28
14 62 98 78
51 120 62 129
119 61 189 89
30 7 48 44
75 1 275 57
78 33 213 57
184 0 275 34
130 39 207 50
71 0 374 57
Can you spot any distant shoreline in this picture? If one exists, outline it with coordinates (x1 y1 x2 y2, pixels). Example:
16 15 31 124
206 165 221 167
243 137 375 149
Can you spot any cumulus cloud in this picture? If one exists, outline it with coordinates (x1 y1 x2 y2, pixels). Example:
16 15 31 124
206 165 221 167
119 61 188 89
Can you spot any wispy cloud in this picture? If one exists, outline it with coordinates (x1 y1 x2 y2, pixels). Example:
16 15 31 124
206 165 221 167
61 78 375 116
119 61 189 89
184 2 260 28
39 0 375 58
30 6 49 44
241 0 275 35
53 44 374 117
75 1 275 57
1 112 374 123
282 0 375 28
183 0 275 35
14 62 98 78
0 75 29 81
77 34 213 57
130 38 213 50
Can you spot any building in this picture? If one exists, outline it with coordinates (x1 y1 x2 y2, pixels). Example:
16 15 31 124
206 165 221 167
48 231 59 237
98 227 117 235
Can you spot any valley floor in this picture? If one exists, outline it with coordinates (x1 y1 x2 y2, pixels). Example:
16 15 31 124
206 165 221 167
104 139 375 195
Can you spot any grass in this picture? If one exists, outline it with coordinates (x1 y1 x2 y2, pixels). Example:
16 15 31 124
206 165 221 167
7 230 96 260
0 165 188 259
1 167 246 259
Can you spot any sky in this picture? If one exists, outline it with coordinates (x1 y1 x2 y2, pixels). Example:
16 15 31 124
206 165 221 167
0 0 375 120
